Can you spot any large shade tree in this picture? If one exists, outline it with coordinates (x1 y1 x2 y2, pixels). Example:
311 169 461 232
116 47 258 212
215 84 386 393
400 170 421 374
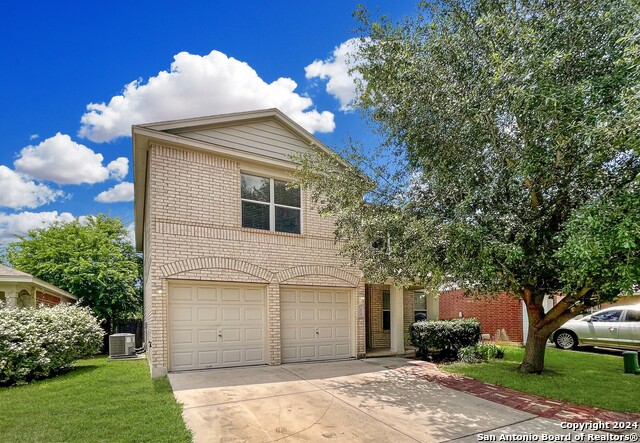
294 0 640 372
7 215 141 334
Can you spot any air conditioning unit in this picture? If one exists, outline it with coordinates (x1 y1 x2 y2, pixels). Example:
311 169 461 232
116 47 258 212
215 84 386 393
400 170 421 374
109 333 136 358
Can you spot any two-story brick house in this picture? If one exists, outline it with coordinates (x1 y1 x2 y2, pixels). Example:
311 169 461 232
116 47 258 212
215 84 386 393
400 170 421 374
134 109 376 377
134 109 526 377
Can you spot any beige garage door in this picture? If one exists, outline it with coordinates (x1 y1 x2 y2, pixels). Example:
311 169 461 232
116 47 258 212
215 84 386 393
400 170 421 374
280 287 353 363
168 283 266 371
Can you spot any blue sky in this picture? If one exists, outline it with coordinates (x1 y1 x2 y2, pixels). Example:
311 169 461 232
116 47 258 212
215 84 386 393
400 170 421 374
0 0 415 244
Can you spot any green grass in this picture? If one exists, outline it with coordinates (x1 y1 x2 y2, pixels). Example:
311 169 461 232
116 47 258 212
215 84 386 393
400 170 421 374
443 347 640 414
0 357 192 443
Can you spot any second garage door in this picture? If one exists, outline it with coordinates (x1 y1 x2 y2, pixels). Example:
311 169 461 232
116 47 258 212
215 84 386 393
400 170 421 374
280 286 353 363
168 282 266 371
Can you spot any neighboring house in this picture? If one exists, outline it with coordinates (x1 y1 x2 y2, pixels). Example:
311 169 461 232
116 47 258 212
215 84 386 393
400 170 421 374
0 264 77 308
133 108 533 377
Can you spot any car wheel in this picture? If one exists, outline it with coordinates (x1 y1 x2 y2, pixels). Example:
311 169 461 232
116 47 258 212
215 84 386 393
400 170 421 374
554 331 578 350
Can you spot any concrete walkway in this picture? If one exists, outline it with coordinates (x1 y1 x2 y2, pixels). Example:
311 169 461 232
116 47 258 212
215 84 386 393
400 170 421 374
169 358 626 443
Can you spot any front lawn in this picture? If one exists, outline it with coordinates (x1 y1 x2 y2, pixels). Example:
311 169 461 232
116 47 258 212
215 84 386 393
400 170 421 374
444 347 640 414
0 357 192 443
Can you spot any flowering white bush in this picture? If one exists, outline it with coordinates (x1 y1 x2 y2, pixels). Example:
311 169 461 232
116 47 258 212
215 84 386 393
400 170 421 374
0 303 104 385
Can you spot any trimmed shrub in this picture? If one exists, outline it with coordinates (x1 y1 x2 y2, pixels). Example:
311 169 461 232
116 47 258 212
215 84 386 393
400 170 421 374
458 343 505 363
0 303 103 385
409 318 481 357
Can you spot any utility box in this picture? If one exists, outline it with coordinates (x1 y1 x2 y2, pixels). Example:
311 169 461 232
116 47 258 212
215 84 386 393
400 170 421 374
109 333 136 358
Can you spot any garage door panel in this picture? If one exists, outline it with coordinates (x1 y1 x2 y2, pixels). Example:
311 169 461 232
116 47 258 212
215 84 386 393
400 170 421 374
318 345 334 357
300 327 316 339
300 346 316 358
244 289 263 302
245 328 264 342
172 329 194 345
196 307 217 321
245 348 264 363
281 287 353 363
197 329 219 344
172 286 193 301
222 349 242 364
299 309 315 321
221 288 241 301
317 327 333 339
244 307 263 321
281 327 297 340
335 309 349 321
336 344 351 357
169 284 266 371
335 326 350 339
299 291 315 303
172 307 194 322
196 287 217 301
281 290 296 302
222 329 242 343
198 351 218 365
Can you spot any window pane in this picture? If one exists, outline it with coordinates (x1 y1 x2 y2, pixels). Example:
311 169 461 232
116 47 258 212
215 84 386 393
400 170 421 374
241 174 270 202
590 310 622 322
383 311 390 331
625 310 640 322
275 206 300 234
242 201 270 230
274 180 300 207
414 291 426 310
382 290 390 310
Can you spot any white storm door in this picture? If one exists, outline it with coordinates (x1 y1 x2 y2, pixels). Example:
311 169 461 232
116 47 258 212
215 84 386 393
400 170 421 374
280 287 352 363
168 283 266 371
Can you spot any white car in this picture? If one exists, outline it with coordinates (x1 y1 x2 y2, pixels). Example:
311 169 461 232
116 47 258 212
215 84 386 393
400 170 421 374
552 304 640 350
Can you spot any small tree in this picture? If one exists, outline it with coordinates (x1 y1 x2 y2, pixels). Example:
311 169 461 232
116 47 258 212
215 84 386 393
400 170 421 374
294 0 640 373
7 215 141 333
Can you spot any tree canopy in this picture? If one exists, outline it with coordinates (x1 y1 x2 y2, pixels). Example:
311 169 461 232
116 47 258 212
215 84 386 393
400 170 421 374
7 215 141 329
294 0 640 372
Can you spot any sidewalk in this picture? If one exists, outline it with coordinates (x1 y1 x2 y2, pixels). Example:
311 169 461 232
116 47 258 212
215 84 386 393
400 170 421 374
383 358 640 425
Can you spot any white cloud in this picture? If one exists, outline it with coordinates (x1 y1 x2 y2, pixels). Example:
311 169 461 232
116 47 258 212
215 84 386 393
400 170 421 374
305 38 366 111
78 50 336 142
0 166 63 209
14 133 128 185
107 157 129 181
29 134 39 140
95 182 134 203
0 211 76 244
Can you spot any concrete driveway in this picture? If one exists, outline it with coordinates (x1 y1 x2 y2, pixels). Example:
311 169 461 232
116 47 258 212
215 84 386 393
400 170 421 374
169 357 611 442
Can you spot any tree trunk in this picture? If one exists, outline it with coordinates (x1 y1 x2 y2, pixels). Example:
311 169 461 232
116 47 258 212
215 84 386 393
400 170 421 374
518 327 550 373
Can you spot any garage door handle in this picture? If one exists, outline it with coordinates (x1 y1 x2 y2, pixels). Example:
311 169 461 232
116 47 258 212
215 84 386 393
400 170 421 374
315 328 319 335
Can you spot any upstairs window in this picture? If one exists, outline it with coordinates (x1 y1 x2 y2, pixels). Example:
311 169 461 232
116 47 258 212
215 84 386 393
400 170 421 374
241 173 301 234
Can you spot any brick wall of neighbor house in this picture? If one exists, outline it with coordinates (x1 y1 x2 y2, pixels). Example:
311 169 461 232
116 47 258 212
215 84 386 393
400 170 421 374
35 290 61 307
145 143 365 375
439 290 523 343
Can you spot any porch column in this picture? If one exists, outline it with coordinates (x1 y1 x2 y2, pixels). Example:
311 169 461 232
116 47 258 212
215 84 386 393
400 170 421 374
390 285 405 355
5 286 18 307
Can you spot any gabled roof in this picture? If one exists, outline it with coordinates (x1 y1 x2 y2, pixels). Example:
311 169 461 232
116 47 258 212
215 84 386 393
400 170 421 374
0 264 77 301
132 108 347 251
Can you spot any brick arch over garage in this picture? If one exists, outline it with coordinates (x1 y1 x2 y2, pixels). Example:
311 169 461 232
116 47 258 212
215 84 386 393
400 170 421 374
276 265 361 287
159 257 274 282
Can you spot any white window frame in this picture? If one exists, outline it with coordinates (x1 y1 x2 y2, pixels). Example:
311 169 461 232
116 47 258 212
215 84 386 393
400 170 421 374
241 173 302 234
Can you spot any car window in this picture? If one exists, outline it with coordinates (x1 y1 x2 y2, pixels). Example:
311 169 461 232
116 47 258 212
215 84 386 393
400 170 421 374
624 310 640 322
590 310 623 322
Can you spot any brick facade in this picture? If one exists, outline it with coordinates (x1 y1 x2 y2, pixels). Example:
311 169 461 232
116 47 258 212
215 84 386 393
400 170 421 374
35 290 61 307
366 284 417 350
143 141 365 376
439 290 523 343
